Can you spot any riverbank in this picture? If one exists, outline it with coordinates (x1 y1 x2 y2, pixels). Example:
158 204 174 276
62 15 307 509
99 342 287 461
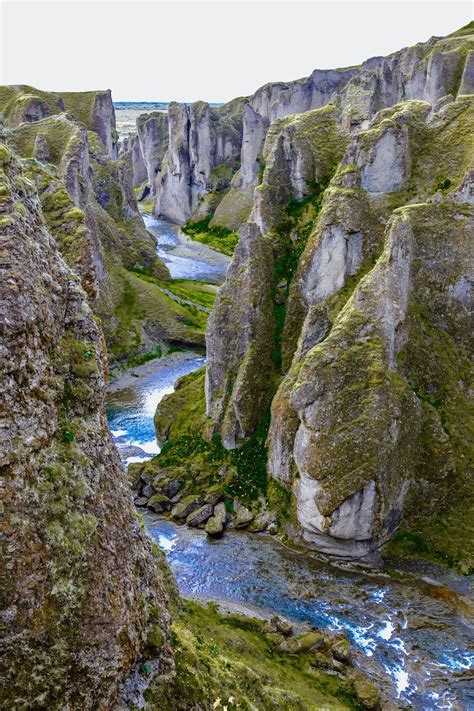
108 350 203 391
106 351 205 466
104 212 473 711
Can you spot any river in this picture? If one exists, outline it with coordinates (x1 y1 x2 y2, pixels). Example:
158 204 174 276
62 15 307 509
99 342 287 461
106 215 473 711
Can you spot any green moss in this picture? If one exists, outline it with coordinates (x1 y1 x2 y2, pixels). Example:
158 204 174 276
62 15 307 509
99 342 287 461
97 263 206 365
0 144 11 165
8 114 84 166
145 601 362 710
133 272 218 309
270 175 332 371
182 215 239 255
154 368 208 445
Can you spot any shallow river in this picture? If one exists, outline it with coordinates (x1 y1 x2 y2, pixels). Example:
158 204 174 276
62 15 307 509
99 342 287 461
106 218 473 710
143 214 229 284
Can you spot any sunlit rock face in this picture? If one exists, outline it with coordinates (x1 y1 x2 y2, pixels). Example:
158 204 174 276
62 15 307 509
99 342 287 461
145 26 473 237
205 22 474 560
0 143 176 708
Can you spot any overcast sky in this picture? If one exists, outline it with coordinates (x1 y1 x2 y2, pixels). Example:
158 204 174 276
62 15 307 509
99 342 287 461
1 1 472 102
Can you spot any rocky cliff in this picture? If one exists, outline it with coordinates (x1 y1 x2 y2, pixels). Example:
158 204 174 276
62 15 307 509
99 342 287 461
152 100 243 223
0 142 176 708
0 85 118 157
0 85 210 364
203 23 474 565
139 23 473 241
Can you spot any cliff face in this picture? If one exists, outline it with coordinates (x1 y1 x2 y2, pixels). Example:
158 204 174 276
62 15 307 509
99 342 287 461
135 25 473 235
0 85 118 158
205 23 474 563
134 111 169 191
153 100 243 223
0 85 209 364
0 144 175 708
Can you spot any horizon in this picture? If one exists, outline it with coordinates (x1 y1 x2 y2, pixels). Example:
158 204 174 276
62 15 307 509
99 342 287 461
1 1 472 103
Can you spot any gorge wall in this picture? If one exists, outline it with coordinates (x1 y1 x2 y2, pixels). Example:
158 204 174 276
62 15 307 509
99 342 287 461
0 86 209 365
145 23 473 567
131 24 474 235
204 23 474 562
0 140 175 708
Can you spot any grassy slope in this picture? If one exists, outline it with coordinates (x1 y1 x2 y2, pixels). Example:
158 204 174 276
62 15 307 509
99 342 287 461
146 601 363 711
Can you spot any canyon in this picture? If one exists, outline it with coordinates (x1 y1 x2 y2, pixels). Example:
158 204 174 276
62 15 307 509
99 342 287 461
0 19 473 711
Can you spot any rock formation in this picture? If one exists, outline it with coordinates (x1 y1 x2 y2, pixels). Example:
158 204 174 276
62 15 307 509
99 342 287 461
153 100 243 223
0 142 175 708
0 85 118 158
204 23 474 563
0 85 210 364
135 23 473 239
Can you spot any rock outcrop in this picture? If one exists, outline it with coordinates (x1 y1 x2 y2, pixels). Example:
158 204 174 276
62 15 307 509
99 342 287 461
154 100 243 223
0 85 118 158
142 23 474 238
134 111 169 190
0 143 175 708
204 24 474 563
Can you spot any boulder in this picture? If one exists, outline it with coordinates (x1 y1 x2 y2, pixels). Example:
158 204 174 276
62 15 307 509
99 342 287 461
204 489 224 506
248 511 272 532
279 632 324 654
134 496 149 507
310 652 332 670
205 502 228 537
142 482 155 499
269 616 293 637
153 475 183 499
331 639 351 663
186 504 214 527
351 673 380 709
234 506 254 529
171 495 204 520
147 494 172 513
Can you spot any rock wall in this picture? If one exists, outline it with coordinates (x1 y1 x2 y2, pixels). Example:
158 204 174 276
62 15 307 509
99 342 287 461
145 24 473 232
0 143 176 708
0 89 215 365
134 111 169 191
205 22 474 561
154 100 243 223
0 85 118 158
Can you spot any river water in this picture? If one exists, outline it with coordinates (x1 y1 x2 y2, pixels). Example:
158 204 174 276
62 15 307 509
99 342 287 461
143 214 229 285
106 217 474 710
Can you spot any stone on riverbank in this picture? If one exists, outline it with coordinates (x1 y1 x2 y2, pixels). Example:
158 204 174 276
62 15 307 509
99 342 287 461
279 632 324 654
171 494 204 520
331 639 351 663
350 672 380 709
233 506 255 529
148 493 173 513
205 502 228 537
186 504 214 527
248 510 273 532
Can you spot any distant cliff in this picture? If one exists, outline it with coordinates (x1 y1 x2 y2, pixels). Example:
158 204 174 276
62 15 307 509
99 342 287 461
0 86 208 363
131 23 474 238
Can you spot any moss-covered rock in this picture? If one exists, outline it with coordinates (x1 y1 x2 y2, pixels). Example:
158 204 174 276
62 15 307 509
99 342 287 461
145 601 365 710
0 144 175 707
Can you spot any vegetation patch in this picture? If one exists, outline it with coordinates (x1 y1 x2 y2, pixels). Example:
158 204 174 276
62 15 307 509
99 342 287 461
182 215 239 255
145 601 363 710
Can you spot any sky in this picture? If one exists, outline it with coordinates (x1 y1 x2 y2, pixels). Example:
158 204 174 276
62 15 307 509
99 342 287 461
1 0 472 103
